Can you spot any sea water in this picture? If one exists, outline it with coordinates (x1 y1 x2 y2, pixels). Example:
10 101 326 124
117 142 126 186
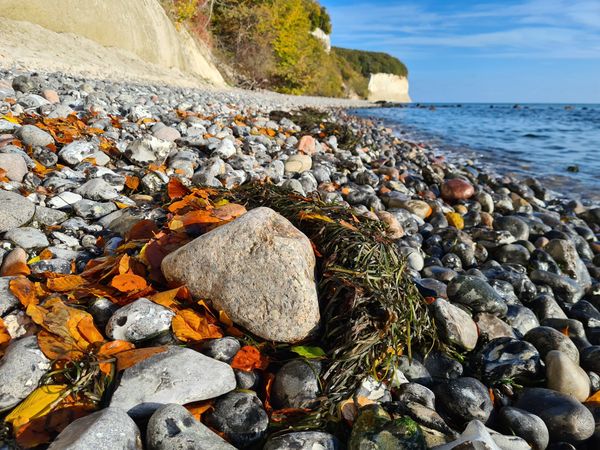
354 104 600 203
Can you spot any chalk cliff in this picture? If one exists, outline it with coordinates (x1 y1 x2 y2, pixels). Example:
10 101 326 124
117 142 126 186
368 73 411 103
0 0 225 86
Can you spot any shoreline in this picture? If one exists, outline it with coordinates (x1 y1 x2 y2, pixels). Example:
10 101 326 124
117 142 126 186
0 69 599 449
351 104 600 206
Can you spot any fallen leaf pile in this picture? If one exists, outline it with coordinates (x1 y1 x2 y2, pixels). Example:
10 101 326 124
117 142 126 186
0 112 341 447
0 160 284 446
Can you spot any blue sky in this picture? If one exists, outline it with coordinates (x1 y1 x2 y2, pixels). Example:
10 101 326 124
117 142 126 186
320 0 600 102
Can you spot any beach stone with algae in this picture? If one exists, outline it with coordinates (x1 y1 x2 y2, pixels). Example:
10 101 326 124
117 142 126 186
161 207 320 343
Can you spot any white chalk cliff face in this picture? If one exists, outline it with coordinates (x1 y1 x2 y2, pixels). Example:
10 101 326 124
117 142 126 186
0 0 226 86
368 73 411 103
310 28 331 53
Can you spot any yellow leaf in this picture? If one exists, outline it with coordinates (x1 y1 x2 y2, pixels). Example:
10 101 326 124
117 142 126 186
27 255 41 265
298 211 334 223
115 202 130 209
5 385 67 428
1 114 20 124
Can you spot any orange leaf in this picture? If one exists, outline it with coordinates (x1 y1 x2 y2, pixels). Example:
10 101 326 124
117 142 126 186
9 277 38 307
339 220 359 232
150 287 183 309
185 401 214 421
126 219 159 241
124 175 140 191
110 272 147 292
118 254 131 275
35 301 104 360
231 346 268 372
167 178 191 200
15 404 94 449
114 346 168 371
211 203 247 221
39 248 54 260
38 330 80 360
585 390 600 405
172 309 223 343
46 275 86 292
97 340 136 375
0 317 11 348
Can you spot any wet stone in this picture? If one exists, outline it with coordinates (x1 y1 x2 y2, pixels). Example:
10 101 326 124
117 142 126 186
515 388 595 442
206 391 269 448
524 326 579 364
476 337 542 385
434 377 493 426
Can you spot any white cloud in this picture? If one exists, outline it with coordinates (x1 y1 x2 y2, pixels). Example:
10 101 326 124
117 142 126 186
326 0 600 59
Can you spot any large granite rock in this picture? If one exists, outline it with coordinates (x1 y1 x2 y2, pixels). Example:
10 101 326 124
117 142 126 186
110 346 236 418
162 207 319 343
48 407 142 450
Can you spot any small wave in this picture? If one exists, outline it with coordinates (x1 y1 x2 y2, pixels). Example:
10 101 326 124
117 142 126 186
522 133 548 138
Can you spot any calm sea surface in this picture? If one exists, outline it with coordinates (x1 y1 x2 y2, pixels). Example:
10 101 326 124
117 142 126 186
353 104 600 203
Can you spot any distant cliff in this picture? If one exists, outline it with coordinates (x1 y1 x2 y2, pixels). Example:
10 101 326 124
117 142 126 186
368 74 411 103
333 47 411 103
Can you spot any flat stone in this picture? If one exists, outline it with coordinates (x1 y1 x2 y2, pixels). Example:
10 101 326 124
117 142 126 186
298 135 317 155
162 207 319 343
16 124 54 147
447 275 508 316
126 136 175 165
212 139 236 159
47 192 83 209
432 298 478 350
58 141 97 165
110 346 236 418
146 403 235 450
545 350 590 401
48 407 142 450
75 178 120 201
284 154 312 174
0 336 51 409
152 126 181 142
4 227 49 249
73 199 117 219
0 190 34 232
546 239 592 289
474 313 516 341
264 431 340 450
106 298 175 344
34 206 68 226
0 153 28 181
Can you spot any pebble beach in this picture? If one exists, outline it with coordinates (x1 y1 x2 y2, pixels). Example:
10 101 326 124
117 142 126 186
0 69 599 450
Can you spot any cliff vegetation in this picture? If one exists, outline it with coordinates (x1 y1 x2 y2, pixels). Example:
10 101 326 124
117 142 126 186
161 0 406 98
